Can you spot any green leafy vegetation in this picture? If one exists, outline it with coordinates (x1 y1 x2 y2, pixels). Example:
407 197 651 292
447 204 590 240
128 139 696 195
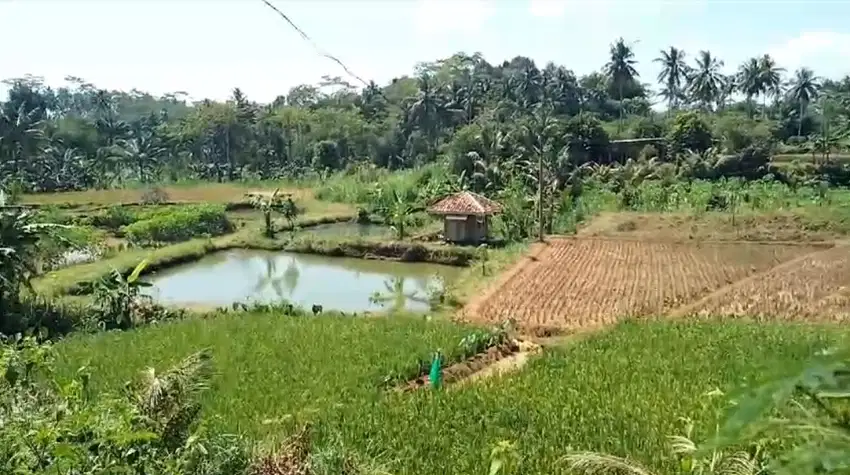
1 336 251 475
247 189 301 237
122 204 232 245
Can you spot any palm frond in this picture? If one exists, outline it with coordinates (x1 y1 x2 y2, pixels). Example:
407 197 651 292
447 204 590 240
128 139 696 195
717 451 763 475
562 452 657 475
132 349 213 420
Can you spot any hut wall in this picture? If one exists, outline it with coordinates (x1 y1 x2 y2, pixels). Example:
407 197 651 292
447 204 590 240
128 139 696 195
443 215 488 243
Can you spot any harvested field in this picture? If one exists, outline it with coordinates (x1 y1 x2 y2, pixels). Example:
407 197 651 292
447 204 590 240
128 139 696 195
681 245 850 321
469 238 824 330
578 211 850 242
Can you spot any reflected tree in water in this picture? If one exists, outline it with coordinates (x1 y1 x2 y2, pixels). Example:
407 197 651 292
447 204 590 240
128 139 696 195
281 257 300 296
251 256 289 301
369 276 430 312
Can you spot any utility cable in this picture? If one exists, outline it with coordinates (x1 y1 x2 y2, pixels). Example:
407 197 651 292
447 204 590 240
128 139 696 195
259 0 372 89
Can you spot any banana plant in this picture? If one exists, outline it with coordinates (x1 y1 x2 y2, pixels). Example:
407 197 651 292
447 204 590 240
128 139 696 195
248 189 300 237
387 189 414 240
93 258 153 329
0 208 68 319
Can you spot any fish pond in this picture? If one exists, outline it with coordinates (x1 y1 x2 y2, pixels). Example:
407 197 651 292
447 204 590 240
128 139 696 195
141 249 463 312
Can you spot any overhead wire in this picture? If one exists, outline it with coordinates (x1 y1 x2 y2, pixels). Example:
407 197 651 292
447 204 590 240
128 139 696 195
258 0 373 89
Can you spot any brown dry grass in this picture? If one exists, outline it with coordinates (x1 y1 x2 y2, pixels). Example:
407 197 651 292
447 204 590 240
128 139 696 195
21 183 314 205
680 244 850 321
578 211 848 242
470 238 823 330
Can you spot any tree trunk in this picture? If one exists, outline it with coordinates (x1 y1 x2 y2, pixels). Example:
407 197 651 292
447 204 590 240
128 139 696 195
538 150 544 242
618 82 624 133
797 101 805 137
226 130 234 181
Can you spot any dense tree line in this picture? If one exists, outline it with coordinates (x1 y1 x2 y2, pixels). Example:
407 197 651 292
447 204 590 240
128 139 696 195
2 40 850 194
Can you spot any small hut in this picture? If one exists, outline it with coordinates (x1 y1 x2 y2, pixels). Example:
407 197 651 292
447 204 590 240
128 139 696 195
427 191 503 244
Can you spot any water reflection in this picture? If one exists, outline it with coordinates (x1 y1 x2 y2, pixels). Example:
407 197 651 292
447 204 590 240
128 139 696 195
369 276 433 312
142 249 460 312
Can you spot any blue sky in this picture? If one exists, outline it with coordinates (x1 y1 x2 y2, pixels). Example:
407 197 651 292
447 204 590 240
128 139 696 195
2 0 849 103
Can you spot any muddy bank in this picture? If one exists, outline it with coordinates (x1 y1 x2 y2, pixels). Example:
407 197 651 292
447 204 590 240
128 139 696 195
399 339 541 391
280 238 475 266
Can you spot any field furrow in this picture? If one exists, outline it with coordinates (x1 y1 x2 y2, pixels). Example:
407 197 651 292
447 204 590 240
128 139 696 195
473 238 822 330
687 245 850 321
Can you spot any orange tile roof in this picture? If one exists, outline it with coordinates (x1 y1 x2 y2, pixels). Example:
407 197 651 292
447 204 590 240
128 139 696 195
427 191 503 216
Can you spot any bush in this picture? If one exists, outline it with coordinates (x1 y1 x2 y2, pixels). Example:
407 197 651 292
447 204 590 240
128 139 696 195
122 204 232 244
714 114 774 153
667 111 713 156
638 144 659 160
88 205 137 230
140 186 171 204
1 338 251 475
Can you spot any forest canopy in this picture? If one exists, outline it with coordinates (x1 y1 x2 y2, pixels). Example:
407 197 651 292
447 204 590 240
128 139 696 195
1 42 849 194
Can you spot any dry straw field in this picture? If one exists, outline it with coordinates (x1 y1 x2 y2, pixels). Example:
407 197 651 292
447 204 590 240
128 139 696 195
467 237 848 330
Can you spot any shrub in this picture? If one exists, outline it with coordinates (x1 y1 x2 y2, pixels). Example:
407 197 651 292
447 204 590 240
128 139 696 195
122 204 232 244
89 205 137 230
638 144 659 160
140 186 171 204
0 337 251 475
668 111 713 156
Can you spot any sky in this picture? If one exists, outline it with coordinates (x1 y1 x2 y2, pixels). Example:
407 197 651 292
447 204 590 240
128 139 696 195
2 0 850 104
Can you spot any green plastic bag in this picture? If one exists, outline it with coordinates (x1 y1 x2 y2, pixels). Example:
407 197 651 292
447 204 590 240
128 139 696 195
429 350 443 390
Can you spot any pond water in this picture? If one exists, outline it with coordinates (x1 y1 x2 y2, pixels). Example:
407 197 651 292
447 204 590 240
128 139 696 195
141 249 462 312
299 222 391 239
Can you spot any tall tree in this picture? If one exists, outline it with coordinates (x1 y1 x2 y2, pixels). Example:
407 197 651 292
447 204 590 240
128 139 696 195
737 58 762 118
758 54 785 118
687 50 725 111
654 47 689 111
604 38 639 131
787 67 821 136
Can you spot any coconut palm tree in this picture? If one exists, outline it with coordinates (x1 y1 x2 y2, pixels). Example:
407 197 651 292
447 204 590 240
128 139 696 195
787 67 821 136
604 38 639 131
737 58 762 118
687 50 725 111
409 75 446 158
757 54 785 118
654 47 689 110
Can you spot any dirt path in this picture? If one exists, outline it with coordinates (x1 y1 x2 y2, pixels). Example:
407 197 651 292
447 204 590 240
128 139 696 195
457 348 538 386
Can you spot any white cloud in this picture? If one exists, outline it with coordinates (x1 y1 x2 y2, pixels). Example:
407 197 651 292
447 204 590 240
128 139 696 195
413 0 494 35
768 31 850 78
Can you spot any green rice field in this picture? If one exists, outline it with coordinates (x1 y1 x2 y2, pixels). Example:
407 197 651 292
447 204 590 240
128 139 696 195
54 315 844 474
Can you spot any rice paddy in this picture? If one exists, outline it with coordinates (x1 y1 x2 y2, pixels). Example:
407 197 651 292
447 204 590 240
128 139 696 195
53 315 844 474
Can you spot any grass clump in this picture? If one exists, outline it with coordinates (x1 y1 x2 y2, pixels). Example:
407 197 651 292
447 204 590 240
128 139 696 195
123 204 232 245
